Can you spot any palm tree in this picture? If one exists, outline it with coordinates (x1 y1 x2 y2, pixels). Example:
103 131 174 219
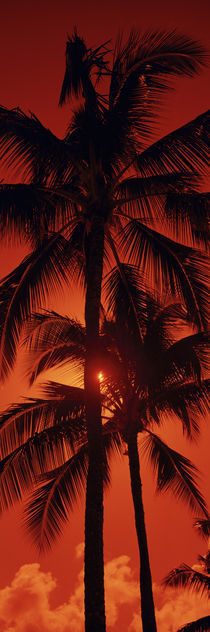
0 30 209 631
0 284 208 632
164 519 210 632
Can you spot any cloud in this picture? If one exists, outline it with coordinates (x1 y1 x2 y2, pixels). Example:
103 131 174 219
0 563 83 632
129 582 210 632
0 552 139 632
105 555 139 626
0 551 208 632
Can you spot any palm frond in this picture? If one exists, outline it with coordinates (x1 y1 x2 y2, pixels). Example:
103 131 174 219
158 332 209 385
108 31 207 154
177 616 210 632
136 110 209 175
194 518 210 540
103 262 149 330
143 380 209 437
0 418 87 512
0 184 83 244
165 191 210 248
142 431 208 516
116 172 200 221
110 30 207 106
0 106 74 179
24 310 85 384
163 565 210 597
0 234 75 380
0 399 55 457
0 384 85 457
25 310 85 348
24 447 88 551
23 417 122 551
121 220 208 330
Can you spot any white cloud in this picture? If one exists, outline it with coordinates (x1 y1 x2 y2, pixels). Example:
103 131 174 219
0 553 139 632
105 555 139 626
129 582 209 632
0 552 208 632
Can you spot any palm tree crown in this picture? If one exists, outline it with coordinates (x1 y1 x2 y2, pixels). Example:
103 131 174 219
0 31 209 380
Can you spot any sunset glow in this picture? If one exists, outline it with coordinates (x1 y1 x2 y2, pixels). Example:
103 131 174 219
0 1 209 631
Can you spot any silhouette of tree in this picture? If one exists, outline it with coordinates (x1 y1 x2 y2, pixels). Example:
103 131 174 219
0 281 209 631
0 30 209 631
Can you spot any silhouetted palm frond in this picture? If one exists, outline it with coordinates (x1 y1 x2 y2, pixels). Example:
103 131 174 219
194 518 210 540
165 191 210 248
25 311 85 384
177 615 210 632
0 234 75 380
0 106 75 179
23 418 122 551
24 447 89 551
142 431 208 516
136 110 209 175
121 220 208 330
109 31 207 150
103 263 148 327
164 564 210 597
0 383 85 456
156 332 209 385
145 380 209 437
0 184 83 244
116 172 200 225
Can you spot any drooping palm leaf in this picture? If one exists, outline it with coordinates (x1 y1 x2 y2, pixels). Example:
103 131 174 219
23 420 122 551
194 518 210 540
165 191 210 248
136 110 209 175
164 564 210 597
0 106 75 179
121 220 208 329
145 380 209 437
177 616 210 632
24 311 85 384
24 447 89 551
103 262 149 326
109 31 207 153
153 332 209 386
115 172 199 223
0 183 83 244
0 422 85 512
0 233 75 380
0 384 85 457
142 431 208 516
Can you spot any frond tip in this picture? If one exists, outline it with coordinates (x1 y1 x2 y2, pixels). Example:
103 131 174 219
24 448 88 552
163 564 210 598
177 615 210 632
142 432 208 517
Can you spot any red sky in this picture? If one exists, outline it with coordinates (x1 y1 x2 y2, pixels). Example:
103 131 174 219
0 1 209 630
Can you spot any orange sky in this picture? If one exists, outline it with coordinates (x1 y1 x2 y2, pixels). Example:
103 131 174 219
0 1 209 630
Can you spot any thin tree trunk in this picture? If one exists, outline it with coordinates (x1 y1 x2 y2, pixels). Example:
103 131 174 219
127 433 157 632
84 215 106 632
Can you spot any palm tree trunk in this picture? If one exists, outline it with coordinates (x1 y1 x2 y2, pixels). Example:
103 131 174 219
127 433 157 632
84 215 106 632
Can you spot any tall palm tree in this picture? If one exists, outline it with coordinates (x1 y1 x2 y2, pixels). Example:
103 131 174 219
0 285 208 632
0 30 209 631
164 519 210 632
